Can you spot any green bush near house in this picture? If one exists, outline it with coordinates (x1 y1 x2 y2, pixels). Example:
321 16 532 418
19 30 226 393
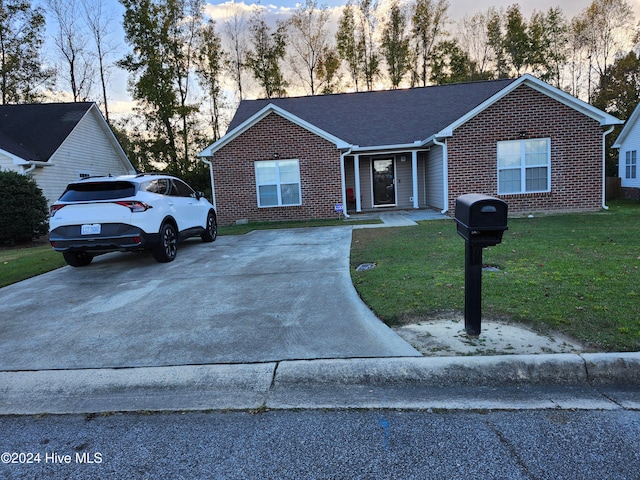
0 170 49 245
351 200 640 352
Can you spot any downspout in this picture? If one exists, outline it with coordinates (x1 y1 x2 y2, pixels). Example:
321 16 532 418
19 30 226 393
602 126 615 211
201 157 217 211
22 165 36 175
340 148 352 218
432 137 449 214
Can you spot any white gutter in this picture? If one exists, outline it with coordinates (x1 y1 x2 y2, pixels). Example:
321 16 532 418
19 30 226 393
349 141 425 154
340 148 353 218
21 161 52 175
200 157 217 210
432 137 449 214
602 126 615 210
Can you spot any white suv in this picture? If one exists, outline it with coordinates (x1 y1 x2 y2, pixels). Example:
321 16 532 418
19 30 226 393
49 174 217 266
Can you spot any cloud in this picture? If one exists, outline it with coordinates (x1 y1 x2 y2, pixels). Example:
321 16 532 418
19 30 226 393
204 1 296 23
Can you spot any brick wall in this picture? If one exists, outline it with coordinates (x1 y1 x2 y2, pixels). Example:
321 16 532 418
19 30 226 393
210 113 342 225
447 84 604 214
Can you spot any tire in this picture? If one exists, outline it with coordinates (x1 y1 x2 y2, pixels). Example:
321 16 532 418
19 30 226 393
152 222 178 263
201 210 217 243
63 251 94 267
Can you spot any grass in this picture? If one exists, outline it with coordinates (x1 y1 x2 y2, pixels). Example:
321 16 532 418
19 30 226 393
350 200 640 352
0 244 67 288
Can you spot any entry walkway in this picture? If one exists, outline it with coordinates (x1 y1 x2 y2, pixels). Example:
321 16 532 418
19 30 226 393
350 209 450 228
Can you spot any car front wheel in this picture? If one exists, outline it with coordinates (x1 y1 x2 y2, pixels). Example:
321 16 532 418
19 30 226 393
201 210 217 242
63 251 94 267
152 222 178 263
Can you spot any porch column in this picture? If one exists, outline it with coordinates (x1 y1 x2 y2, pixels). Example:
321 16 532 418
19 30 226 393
354 154 362 212
412 150 419 209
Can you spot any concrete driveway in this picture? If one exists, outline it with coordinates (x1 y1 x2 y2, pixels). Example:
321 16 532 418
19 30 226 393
0 227 419 371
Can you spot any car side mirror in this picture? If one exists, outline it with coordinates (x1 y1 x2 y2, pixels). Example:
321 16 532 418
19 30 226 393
196 191 204 200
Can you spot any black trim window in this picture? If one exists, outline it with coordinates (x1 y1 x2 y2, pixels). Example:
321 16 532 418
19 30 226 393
498 138 550 194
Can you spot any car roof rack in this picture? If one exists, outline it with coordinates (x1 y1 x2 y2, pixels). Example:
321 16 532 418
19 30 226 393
135 172 166 178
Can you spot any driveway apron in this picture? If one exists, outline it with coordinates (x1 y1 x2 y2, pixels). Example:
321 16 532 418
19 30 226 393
0 227 419 370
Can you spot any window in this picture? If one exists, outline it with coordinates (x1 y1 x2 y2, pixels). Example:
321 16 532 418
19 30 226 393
59 181 136 201
142 178 170 195
497 138 550 194
625 150 637 179
170 179 197 198
255 160 301 207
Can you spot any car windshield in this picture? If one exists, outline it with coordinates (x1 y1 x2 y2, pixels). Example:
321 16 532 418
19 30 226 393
58 181 136 201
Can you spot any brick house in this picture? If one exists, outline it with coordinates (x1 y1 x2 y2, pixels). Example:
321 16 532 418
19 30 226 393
198 74 622 225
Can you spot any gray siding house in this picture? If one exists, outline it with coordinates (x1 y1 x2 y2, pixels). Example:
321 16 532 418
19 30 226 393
0 102 135 205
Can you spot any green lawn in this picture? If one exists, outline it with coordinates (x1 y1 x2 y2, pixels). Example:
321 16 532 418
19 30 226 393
0 244 67 288
3 203 639 352
350 200 640 352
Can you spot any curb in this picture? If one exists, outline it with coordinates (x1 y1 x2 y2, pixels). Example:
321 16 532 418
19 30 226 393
0 353 638 415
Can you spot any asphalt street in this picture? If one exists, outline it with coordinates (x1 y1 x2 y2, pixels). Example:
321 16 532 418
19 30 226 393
2 409 639 479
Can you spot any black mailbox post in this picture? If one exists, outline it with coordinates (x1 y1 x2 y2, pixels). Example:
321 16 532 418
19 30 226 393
454 194 508 336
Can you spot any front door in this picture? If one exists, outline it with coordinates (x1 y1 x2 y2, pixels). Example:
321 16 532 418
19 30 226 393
372 158 395 206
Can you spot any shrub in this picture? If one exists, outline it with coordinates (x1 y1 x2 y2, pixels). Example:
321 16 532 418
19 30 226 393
0 170 49 244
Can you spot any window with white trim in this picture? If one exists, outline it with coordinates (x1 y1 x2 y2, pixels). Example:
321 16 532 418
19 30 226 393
255 159 301 207
625 150 637 179
497 138 550 194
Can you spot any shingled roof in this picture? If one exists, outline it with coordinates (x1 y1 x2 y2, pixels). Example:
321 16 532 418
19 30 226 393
0 102 94 162
227 78 517 148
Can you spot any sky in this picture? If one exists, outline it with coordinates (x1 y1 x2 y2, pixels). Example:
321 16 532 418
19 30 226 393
41 0 640 115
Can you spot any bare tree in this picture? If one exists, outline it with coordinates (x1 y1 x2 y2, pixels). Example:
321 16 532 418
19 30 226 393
81 0 117 122
584 0 634 78
46 0 94 101
576 0 634 100
456 10 493 80
286 0 331 95
222 1 248 102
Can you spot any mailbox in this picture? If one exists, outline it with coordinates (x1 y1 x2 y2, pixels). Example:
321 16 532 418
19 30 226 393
455 194 508 247
454 194 509 336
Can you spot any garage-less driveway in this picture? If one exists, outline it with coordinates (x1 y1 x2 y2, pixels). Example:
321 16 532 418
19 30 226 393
0 227 419 371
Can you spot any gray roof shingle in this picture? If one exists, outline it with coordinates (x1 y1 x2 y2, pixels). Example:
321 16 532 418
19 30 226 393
228 79 517 147
0 102 94 162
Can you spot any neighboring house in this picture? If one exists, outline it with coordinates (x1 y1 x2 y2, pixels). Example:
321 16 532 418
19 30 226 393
0 102 135 205
612 102 640 200
198 74 623 226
